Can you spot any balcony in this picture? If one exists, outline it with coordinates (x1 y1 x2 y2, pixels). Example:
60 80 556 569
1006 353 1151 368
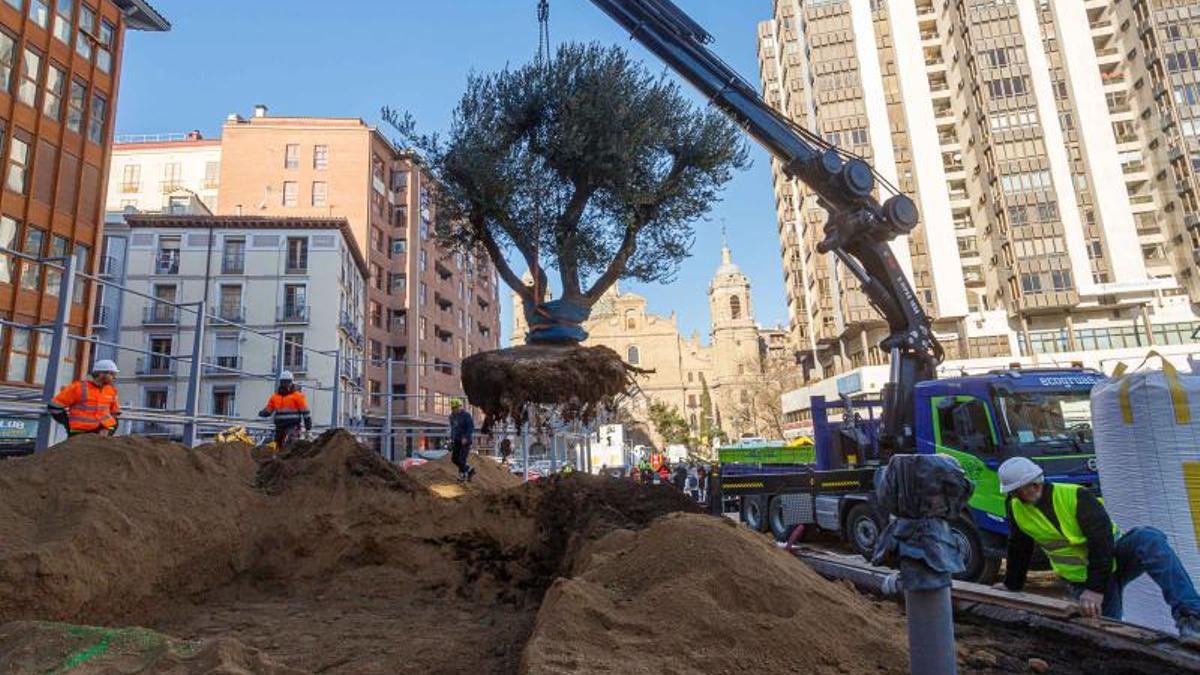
205 355 242 376
215 304 244 323
220 254 245 275
277 304 310 324
136 356 175 377
142 304 180 326
99 255 118 278
285 259 308 275
120 181 140 193
93 304 112 326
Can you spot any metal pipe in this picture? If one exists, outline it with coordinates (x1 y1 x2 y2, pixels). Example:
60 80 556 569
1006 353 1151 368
35 255 76 453
521 412 530 483
330 344 342 428
181 300 207 447
383 359 394 460
904 583 957 675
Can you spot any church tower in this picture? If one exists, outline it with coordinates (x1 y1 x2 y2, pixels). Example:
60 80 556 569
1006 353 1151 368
709 243 763 438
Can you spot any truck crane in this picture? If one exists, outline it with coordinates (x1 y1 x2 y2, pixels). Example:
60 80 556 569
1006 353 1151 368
582 0 1105 583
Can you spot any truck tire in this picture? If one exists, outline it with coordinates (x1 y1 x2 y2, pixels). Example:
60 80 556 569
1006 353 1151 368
768 496 796 542
949 517 1001 584
740 496 768 532
844 503 880 561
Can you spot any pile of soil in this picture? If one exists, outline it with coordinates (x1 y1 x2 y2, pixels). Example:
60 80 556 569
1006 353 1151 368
0 621 298 674
0 432 1188 674
461 343 645 430
406 452 523 494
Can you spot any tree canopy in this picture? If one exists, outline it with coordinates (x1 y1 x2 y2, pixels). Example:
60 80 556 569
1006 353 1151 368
404 42 749 316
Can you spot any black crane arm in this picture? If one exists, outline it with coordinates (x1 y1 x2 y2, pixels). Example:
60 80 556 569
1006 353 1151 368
586 0 943 453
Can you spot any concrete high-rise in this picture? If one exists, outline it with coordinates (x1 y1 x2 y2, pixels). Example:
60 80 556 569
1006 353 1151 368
759 0 1200 381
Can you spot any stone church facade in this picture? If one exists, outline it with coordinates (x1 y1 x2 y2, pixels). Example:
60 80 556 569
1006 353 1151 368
512 246 788 442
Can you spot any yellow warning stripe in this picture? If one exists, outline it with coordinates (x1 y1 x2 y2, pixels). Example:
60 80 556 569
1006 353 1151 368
723 482 765 489
1184 462 1200 550
820 480 862 488
1115 351 1191 425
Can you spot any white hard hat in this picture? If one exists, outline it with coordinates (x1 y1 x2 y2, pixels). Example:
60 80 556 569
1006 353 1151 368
279 370 294 381
998 457 1044 494
92 359 119 374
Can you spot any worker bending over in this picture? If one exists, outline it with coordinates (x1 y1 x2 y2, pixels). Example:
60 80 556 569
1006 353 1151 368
47 359 122 436
448 398 475 482
999 457 1200 641
258 371 311 449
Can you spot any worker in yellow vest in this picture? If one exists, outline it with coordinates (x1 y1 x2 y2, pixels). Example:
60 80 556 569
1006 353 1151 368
998 457 1200 642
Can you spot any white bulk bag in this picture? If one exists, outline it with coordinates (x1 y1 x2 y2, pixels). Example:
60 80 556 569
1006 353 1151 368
1091 352 1200 634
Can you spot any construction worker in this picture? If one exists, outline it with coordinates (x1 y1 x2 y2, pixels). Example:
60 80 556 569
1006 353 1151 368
448 398 475 482
258 371 311 449
998 457 1200 641
47 359 122 436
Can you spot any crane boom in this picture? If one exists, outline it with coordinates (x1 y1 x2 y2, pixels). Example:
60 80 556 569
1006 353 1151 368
587 0 943 455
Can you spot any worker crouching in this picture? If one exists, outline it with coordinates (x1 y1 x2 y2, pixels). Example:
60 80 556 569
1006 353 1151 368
998 456 1200 642
47 359 122 436
259 371 312 450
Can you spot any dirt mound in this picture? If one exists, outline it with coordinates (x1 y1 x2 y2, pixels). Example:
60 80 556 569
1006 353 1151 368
406 452 522 495
0 434 261 625
256 429 419 495
521 512 908 674
0 621 300 674
462 344 645 430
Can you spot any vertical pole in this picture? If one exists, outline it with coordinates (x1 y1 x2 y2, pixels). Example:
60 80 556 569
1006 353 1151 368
521 413 530 483
330 345 342 428
182 301 206 447
36 255 76 453
585 431 592 474
550 431 558 473
383 359 394 461
274 331 285 385
905 584 957 675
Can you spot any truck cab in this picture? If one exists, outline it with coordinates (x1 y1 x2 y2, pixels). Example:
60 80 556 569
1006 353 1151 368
912 367 1105 568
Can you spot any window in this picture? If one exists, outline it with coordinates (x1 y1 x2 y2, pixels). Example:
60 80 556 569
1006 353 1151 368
88 92 106 143
30 0 49 28
218 284 242 320
390 238 406 255
212 334 239 370
0 31 14 93
987 76 1027 99
219 237 244 275
0 216 15 283
625 309 636 329
688 394 697 407
52 0 71 44
311 181 327 206
16 47 37 106
283 284 306 317
1050 269 1072 291
627 345 640 365
419 249 427 272
282 181 297 206
44 234 67 296
155 236 179 275
1 1 18 12
418 315 426 339
730 295 741 320
19 225 43 290
66 79 84 132
166 195 188 214
72 243 87 303
75 4 93 60
204 161 219 189
286 236 307 272
282 143 301 170
390 273 406 295
370 262 382 290
1035 201 1058 222
1019 273 1042 294
419 281 426 306
313 144 328 169
42 62 64 119
144 388 168 410
7 326 30 382
211 387 236 417
96 19 112 73
6 134 29 194
283 332 304 369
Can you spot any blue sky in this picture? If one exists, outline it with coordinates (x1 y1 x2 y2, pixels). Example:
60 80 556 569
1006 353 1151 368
116 0 784 344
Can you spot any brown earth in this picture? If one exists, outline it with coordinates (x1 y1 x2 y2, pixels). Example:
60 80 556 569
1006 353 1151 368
0 431 1188 674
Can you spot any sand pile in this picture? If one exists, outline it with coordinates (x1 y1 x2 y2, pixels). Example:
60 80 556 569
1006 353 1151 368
0 432 1183 674
522 512 908 674
406 452 522 494
0 621 300 674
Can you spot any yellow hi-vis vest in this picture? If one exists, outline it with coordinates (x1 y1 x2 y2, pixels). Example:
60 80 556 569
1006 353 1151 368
1010 483 1119 583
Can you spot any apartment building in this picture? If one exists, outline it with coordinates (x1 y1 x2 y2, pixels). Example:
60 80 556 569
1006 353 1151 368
106 130 220 214
103 214 366 433
212 107 501 441
0 0 168 387
759 0 1200 382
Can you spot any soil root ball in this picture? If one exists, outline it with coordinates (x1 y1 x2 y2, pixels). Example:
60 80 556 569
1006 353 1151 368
461 344 648 430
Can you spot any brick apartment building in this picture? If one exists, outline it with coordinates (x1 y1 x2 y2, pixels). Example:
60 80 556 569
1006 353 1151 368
108 107 502 442
0 0 168 386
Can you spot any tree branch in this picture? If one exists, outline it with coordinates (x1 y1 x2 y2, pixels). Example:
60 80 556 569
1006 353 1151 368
494 214 550 305
476 219 532 307
555 182 595 302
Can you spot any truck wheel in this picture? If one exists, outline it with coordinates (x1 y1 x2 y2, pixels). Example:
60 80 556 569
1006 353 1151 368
949 518 1001 584
768 496 796 542
844 503 880 561
740 496 768 532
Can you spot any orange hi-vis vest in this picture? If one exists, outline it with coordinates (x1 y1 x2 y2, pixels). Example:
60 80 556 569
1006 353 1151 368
50 379 120 433
264 390 310 426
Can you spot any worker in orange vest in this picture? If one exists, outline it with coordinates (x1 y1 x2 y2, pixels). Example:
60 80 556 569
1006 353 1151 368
47 359 122 436
258 370 312 449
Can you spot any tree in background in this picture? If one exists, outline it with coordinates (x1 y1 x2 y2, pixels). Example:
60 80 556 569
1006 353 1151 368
647 400 692 447
395 42 748 431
